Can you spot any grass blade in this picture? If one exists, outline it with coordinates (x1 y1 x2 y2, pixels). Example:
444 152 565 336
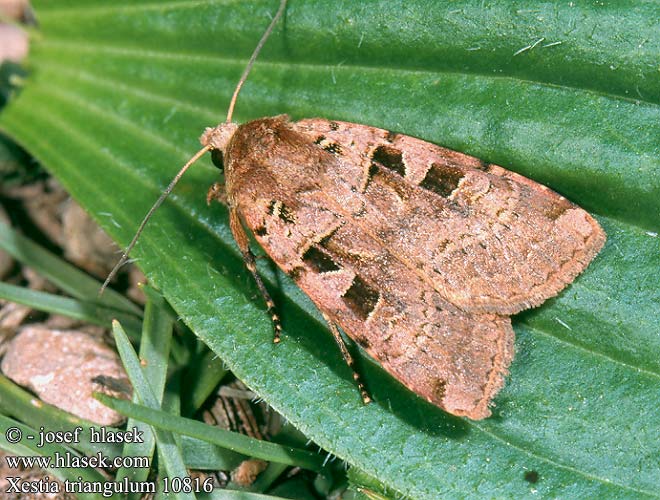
0 221 140 316
116 285 173 498
111 320 195 500
96 394 325 473
0 281 142 339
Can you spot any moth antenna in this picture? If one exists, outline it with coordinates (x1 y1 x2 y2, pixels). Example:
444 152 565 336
100 145 211 295
102 1 286 294
225 0 287 123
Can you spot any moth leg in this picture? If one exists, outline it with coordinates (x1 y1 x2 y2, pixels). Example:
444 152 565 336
206 182 227 206
322 313 372 405
229 208 283 343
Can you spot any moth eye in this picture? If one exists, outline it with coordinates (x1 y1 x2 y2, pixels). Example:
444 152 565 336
371 145 405 177
524 471 540 484
302 246 341 273
420 163 465 197
211 149 225 171
342 275 380 320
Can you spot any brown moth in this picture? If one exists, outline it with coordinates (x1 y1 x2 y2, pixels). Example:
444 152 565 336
105 0 605 420
200 116 605 420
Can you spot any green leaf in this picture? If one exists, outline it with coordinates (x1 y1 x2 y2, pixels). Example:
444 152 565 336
111 321 195 500
0 281 142 337
1 1 659 498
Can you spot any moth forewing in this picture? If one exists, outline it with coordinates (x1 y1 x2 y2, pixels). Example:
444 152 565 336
201 115 604 419
293 118 606 315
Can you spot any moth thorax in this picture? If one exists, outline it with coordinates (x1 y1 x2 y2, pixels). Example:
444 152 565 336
200 122 239 155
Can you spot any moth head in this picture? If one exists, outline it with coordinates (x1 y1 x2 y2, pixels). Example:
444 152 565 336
200 123 239 171
200 123 239 154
